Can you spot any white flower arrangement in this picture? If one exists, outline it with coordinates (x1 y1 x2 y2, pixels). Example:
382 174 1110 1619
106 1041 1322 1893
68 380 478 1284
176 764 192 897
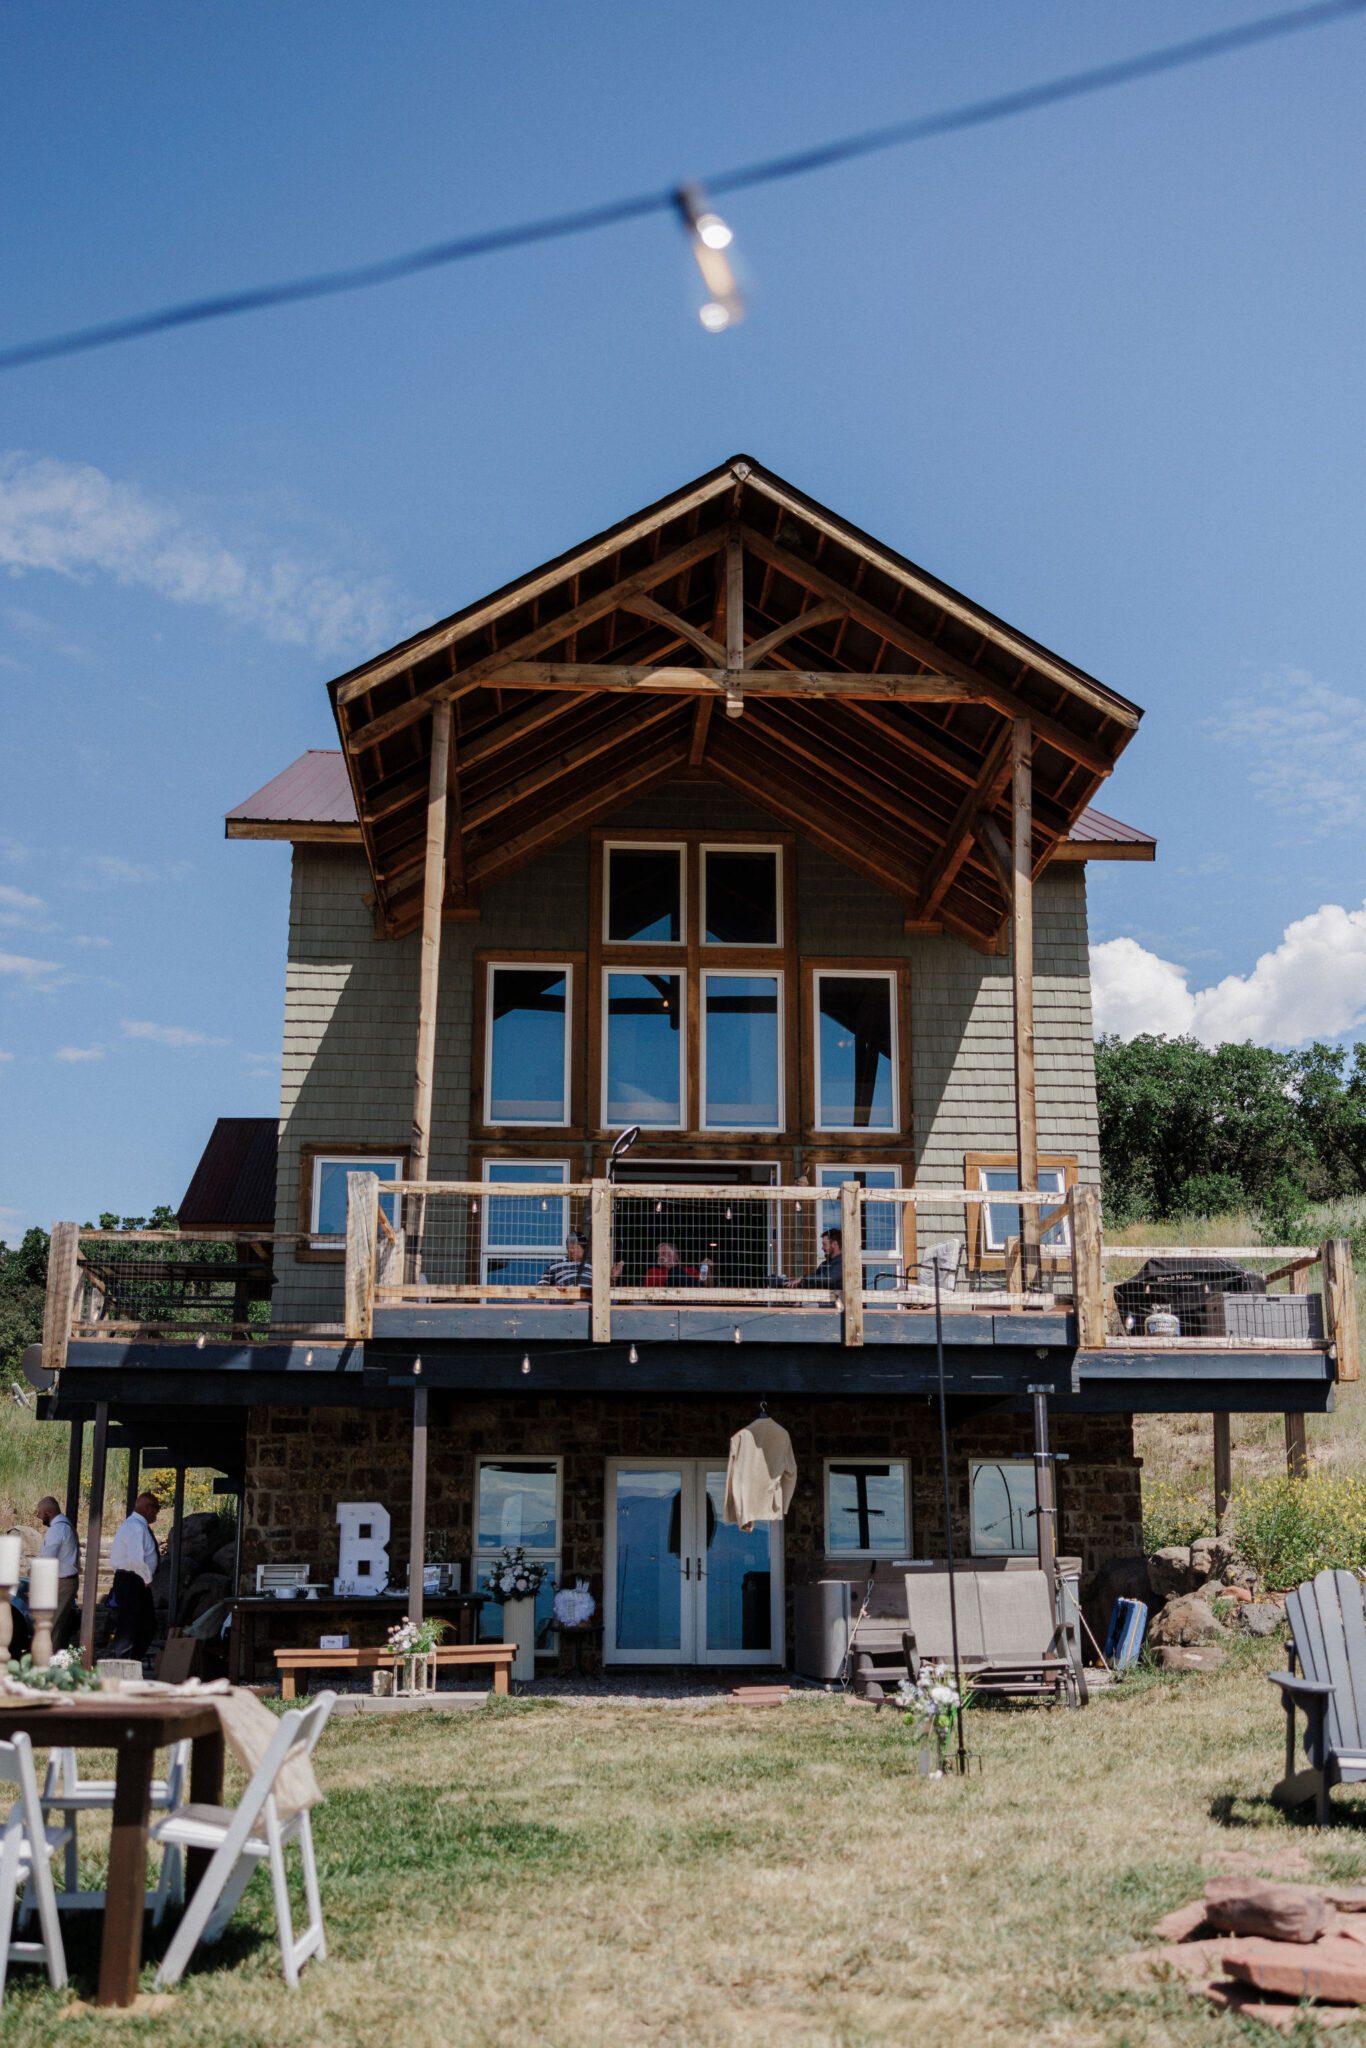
551 1579 595 1629
387 1617 447 1659
489 1546 550 1603
896 1662 972 1775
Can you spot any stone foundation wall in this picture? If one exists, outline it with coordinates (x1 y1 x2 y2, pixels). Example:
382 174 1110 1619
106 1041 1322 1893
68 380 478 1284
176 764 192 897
241 1396 1140 1672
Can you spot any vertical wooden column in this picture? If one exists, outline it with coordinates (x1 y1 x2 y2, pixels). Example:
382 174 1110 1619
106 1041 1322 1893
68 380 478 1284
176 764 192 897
1070 1186 1105 1349
344 1171 380 1340
410 699 453 1201
1213 1414 1232 1532
1324 1238 1359 1383
42 1221 80 1376
1285 1414 1309 1479
840 1180 864 1347
167 1465 186 1631
64 1416 84 1524
408 1379 429 1626
1031 1388 1058 1609
80 1400 109 1668
1011 722 1039 1280
124 1443 140 1517
725 531 745 717
590 1180 612 1344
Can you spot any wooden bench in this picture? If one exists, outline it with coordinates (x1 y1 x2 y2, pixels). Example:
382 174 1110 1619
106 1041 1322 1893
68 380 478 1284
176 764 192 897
274 1642 516 1700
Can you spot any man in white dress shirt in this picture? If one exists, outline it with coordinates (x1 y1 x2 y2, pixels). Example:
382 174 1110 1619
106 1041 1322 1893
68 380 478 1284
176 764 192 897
109 1491 162 1661
34 1495 81 1648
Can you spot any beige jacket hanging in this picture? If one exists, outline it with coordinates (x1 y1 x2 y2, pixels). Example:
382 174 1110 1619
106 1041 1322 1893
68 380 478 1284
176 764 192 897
723 1417 798 1530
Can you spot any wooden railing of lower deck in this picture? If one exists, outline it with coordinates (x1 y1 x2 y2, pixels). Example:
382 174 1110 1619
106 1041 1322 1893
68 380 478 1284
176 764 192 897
1099 1237 1357 1377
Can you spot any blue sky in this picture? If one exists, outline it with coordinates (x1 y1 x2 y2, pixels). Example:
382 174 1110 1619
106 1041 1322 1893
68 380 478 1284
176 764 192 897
3 1 1365 1236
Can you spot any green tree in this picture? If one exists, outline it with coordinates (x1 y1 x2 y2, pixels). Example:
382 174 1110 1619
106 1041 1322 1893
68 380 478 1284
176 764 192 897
0 1227 50 1392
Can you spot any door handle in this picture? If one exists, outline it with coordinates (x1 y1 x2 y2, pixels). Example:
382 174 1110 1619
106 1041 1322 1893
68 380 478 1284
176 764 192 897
696 1556 705 1580
683 1558 691 1579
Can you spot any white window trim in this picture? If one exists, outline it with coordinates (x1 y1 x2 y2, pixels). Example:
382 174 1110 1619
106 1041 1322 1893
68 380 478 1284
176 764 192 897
976 1165 1071 1254
480 1161 571 1284
603 840 686 947
699 967 785 1133
969 1458 1038 1556
601 965 687 1130
812 969 900 1133
822 1456 912 1561
815 1164 903 1281
700 842 784 949
473 1455 563 1658
308 1154 403 1248
483 961 574 1128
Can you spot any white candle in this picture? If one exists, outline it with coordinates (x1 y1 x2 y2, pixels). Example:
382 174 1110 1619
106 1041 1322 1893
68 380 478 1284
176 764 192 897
0 1536 21 1586
28 1556 59 1607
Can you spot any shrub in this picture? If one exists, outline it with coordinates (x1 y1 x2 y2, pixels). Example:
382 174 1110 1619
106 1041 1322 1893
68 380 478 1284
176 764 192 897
1142 1475 1215 1552
1231 1471 1366 1589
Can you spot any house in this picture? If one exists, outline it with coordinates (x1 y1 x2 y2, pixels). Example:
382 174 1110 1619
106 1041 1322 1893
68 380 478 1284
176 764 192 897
35 457 1355 1675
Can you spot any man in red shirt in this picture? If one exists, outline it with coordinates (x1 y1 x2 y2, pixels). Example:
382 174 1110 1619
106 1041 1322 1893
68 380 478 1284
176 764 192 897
644 1240 700 1288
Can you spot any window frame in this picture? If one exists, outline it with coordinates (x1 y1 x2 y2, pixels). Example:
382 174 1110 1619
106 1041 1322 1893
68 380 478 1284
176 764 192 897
602 841 686 948
295 1143 408 1262
700 842 784 950
963 1152 1078 1270
482 958 576 1131
472 1455 564 1657
814 1162 904 1288
479 1159 572 1286
969 1458 1039 1557
699 967 785 1133
810 967 902 1134
822 1457 912 1561
600 965 688 1131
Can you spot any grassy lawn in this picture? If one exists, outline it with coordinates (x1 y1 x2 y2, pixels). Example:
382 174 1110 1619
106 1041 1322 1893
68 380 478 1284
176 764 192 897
7 1645 1366 2046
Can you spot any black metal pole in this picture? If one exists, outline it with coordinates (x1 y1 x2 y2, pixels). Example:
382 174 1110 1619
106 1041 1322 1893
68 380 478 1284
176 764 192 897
934 1263 969 1776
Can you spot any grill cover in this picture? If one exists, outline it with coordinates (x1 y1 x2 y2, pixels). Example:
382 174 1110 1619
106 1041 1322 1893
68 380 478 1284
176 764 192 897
1113 1255 1265 1338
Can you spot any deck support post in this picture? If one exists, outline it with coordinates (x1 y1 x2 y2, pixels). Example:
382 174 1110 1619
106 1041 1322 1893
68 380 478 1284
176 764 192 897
1030 1386 1058 1610
408 1378 429 1626
1213 1413 1232 1532
409 699 453 1240
80 1400 109 1669
1324 1238 1359 1383
840 1180 864 1346
167 1464 186 1632
64 1417 83 1526
124 1441 140 1518
1285 1413 1309 1480
1011 722 1039 1285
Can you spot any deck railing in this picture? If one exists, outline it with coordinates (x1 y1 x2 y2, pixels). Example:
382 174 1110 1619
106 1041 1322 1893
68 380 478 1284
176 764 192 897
1100 1238 1358 1377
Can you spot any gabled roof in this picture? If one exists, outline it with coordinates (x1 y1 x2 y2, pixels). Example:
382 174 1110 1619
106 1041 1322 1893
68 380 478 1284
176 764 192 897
239 457 1149 948
178 1117 277 1232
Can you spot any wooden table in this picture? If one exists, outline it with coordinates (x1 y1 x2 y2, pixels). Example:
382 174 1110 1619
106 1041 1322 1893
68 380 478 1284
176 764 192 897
229 1593 484 1682
0 1696 224 2008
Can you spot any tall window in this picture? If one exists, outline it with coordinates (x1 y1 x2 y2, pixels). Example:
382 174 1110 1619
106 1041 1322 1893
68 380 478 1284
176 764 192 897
605 845 683 945
485 965 571 1125
473 1458 561 1652
825 1460 911 1558
603 970 684 1127
702 972 782 1130
308 1155 403 1247
970 1460 1037 1555
816 1165 902 1287
480 1161 569 1285
702 846 781 946
813 971 898 1130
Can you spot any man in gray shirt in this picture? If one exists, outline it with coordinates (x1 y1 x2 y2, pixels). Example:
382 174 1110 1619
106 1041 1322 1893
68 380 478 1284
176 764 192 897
35 1495 81 1648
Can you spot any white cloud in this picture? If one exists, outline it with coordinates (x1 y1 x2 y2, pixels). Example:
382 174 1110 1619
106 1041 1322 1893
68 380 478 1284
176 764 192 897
121 1018 228 1049
71 934 111 948
54 1043 105 1062
1092 897 1366 1048
84 854 163 886
0 882 45 928
0 452 413 660
0 950 60 981
0 1050 14 1064
1221 668 1366 836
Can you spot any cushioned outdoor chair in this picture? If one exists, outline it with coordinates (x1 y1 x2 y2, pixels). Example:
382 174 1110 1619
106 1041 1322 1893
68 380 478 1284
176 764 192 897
1271 1568 1366 1826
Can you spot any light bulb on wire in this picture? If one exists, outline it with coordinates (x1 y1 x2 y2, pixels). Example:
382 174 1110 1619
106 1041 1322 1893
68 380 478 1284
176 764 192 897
675 184 745 334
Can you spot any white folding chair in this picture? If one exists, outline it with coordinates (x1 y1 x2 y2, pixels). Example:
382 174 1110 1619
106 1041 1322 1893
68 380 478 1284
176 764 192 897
153 1691 335 1990
43 1740 192 1911
1 1733 68 2004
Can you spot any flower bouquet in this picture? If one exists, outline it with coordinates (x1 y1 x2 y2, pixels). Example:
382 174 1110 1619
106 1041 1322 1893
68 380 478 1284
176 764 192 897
8 1647 102 1694
489 1547 550 1603
386 1616 449 1696
896 1663 973 1777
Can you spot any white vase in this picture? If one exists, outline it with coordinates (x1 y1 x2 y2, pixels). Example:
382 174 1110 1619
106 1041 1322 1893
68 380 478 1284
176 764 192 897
503 1595 537 1681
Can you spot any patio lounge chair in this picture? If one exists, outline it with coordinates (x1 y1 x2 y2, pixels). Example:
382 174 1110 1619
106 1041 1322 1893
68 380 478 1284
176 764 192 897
901 1565 1085 1707
1271 1568 1366 1826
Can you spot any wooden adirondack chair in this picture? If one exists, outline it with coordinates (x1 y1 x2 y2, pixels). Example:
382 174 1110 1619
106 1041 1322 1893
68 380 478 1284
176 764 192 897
1271 1568 1366 1826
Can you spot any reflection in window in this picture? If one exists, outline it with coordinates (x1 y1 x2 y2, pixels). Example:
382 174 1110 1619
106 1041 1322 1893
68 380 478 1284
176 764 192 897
815 973 895 1129
704 849 779 946
827 1461 909 1556
310 1157 402 1242
606 846 682 944
604 971 683 1126
980 1167 1069 1252
970 1460 1037 1555
474 1458 561 1651
487 966 569 1123
817 1165 901 1285
480 1161 568 1285
614 1467 683 1651
703 973 780 1128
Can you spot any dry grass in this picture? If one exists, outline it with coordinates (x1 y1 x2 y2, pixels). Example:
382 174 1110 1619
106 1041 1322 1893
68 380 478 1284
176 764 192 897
5 1649 1366 2045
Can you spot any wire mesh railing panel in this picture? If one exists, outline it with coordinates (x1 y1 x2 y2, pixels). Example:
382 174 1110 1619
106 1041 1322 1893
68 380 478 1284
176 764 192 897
860 1190 1077 1307
608 1185 834 1301
1101 1244 1325 1344
390 1184 595 1296
73 1234 289 1338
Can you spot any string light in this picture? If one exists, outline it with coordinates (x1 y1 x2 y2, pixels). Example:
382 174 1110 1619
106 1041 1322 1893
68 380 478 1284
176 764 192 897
628 1344 639 1365
521 1353 531 1375
675 184 745 334
733 1325 743 1344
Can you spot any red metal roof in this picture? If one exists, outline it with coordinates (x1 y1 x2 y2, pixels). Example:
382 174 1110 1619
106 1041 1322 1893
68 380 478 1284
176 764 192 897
178 1118 278 1231
226 749 1152 852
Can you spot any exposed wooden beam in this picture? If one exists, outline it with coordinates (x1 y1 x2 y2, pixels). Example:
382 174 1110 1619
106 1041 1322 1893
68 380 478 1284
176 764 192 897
743 601 843 668
1012 721 1039 1267
474 662 973 701
1049 838 1155 863
914 723 1014 918
461 700 681 831
619 594 726 666
443 727 472 914
410 701 451 1184
707 730 922 908
742 529 1119 777
974 812 1013 898
468 736 689 886
457 691 595 772
726 533 745 671
224 819 362 843
342 531 723 750
689 696 714 767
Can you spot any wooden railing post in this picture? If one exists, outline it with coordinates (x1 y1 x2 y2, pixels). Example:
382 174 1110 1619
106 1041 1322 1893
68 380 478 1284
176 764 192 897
1213 1413 1232 1532
840 1180 864 1347
1324 1238 1359 1383
344 1172 379 1341
41 1221 80 1375
1070 1186 1105 1350
590 1180 612 1344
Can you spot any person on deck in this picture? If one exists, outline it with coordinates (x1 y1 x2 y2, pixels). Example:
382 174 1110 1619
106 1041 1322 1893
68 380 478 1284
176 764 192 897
542 1231 590 1287
644 1240 700 1288
796 1226 843 1290
109 1491 162 1662
34 1495 80 1649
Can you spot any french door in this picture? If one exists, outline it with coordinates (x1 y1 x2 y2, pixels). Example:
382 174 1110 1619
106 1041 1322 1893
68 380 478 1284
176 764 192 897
604 1458 785 1666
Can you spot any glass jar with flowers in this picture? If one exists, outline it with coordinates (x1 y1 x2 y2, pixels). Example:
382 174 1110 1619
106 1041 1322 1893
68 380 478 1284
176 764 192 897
896 1663 972 1777
386 1616 449 1696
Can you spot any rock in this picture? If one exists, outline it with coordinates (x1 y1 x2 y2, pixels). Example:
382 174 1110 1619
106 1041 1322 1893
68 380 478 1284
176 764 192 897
211 1542 237 1578
1149 1546 1204 1598
1157 1645 1226 1672
1154 1899 1213 1942
1329 1889 1366 1914
1132 1937 1231 1981
1192 1978 1359 2030
1219 1583 1254 1604
1240 1602 1284 1638
1224 1559 1259 1591
1205 1877 1331 1944
1149 1594 1228 1647
1191 1534 1234 1578
1225 1933 1366 2003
